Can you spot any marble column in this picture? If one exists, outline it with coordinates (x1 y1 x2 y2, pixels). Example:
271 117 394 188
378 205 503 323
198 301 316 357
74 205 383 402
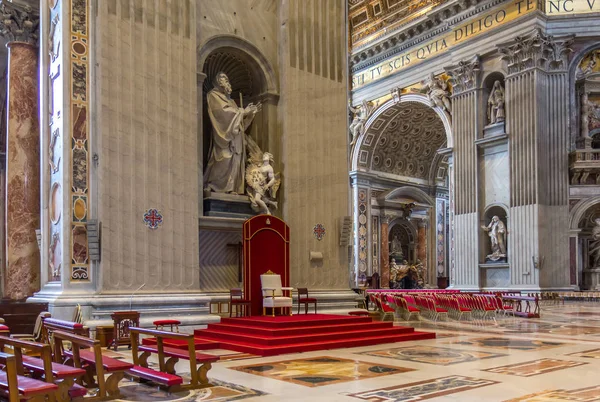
444 56 482 290
1 2 40 299
380 216 390 289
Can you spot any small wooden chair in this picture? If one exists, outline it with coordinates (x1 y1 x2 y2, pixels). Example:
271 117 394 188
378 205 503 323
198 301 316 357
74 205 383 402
229 289 251 317
297 288 317 314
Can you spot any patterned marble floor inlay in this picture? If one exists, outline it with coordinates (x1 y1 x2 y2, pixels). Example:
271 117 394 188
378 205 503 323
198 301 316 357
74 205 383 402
504 385 600 401
442 337 565 351
115 378 266 401
567 348 600 359
359 345 506 365
345 375 499 401
483 358 588 377
229 356 413 387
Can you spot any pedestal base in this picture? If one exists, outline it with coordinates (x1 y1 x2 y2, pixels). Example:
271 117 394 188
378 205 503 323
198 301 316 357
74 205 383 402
203 192 256 219
29 285 220 330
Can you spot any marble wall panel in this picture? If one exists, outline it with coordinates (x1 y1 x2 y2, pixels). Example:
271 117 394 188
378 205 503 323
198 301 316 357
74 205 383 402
199 231 242 291
280 0 349 290
96 0 199 291
481 149 509 208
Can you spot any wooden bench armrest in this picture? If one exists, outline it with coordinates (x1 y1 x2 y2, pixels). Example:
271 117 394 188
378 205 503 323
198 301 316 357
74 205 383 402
129 327 192 340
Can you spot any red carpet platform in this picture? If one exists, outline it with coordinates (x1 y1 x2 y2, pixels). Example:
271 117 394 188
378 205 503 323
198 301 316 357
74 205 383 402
143 314 435 356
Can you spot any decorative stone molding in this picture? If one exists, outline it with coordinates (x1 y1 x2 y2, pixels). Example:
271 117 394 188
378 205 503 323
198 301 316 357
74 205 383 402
350 0 488 70
0 0 39 45
497 29 573 76
445 55 481 95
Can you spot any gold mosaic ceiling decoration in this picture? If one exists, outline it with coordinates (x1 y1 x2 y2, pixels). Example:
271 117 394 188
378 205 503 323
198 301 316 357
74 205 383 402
349 0 450 49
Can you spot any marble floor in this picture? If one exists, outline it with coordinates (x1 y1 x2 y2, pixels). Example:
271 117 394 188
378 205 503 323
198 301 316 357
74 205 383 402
112 302 600 401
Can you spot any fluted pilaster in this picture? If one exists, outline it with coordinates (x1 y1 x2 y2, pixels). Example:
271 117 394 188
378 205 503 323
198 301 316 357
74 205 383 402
445 56 481 289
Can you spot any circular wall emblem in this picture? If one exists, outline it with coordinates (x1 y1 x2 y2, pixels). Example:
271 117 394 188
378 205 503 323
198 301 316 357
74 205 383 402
313 224 326 241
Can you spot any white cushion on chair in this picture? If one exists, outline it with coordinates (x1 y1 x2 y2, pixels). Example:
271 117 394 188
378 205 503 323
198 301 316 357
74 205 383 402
260 273 293 309
263 297 293 308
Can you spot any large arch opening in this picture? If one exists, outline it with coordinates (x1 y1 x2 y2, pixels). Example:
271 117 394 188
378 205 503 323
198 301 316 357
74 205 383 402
351 95 451 288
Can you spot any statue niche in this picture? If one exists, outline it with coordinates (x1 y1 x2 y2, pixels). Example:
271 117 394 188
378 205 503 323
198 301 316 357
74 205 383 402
201 49 280 217
482 72 506 137
480 206 508 263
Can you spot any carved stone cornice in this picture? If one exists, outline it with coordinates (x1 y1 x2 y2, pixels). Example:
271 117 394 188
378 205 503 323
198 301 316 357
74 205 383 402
445 55 481 95
350 0 491 71
0 0 39 46
497 29 574 76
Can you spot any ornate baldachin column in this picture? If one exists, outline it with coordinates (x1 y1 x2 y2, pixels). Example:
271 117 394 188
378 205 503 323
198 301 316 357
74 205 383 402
0 1 40 299
497 29 573 288
380 215 391 289
444 56 481 290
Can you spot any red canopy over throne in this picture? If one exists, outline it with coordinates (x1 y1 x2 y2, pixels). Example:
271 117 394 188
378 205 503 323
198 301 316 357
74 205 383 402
243 215 290 316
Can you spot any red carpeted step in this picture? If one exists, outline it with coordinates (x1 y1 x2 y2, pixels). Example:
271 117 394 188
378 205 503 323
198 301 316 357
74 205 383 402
192 331 435 356
195 326 416 346
141 337 219 350
200 320 394 338
218 314 372 328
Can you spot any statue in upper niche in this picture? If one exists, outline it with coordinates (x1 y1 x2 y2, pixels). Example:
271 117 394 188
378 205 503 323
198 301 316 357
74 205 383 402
487 81 505 125
348 99 378 146
423 73 452 115
204 72 261 194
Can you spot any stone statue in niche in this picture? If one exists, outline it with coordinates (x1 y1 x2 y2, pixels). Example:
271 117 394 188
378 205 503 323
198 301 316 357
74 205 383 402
245 150 281 215
481 215 507 262
204 72 262 194
487 81 505 125
348 99 378 146
582 91 593 138
390 235 402 254
589 218 600 268
422 73 452 115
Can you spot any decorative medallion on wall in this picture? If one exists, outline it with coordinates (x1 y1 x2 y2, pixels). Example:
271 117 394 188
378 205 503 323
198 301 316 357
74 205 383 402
69 0 90 282
72 196 87 222
143 209 163 230
313 224 326 241
50 183 62 224
49 232 61 281
49 129 61 173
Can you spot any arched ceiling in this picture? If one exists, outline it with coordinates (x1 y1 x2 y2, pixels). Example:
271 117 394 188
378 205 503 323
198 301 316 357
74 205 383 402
357 101 447 181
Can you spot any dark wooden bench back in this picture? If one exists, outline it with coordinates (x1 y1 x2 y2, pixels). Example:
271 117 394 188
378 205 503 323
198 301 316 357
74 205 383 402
0 335 54 382
42 318 89 345
52 330 106 399
0 351 19 402
129 327 199 385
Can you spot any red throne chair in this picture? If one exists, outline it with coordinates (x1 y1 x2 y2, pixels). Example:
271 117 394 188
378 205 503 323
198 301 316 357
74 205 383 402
243 215 290 316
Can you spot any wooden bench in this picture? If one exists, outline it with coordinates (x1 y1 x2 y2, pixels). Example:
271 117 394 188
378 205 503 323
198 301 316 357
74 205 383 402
129 327 218 391
501 296 540 318
42 317 89 345
0 350 58 402
0 335 86 402
53 330 133 400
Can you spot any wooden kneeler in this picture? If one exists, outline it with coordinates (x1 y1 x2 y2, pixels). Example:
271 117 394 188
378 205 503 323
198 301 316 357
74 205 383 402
129 327 218 392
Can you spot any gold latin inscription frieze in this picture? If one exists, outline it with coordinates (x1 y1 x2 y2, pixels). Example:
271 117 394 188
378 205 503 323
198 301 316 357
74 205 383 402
545 0 600 14
351 0 542 90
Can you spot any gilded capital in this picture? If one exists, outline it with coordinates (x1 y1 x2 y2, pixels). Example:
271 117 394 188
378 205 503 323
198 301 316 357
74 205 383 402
497 29 573 75
0 0 39 46
445 55 481 95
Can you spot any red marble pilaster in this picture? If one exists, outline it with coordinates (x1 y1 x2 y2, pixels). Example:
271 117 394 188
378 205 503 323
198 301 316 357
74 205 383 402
4 42 40 300
380 218 390 288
